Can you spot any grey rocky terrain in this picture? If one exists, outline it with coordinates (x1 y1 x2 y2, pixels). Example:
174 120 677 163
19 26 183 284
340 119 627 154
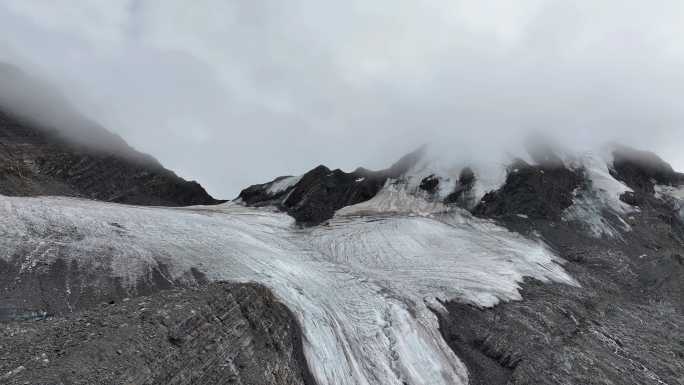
0 282 313 385
0 107 222 207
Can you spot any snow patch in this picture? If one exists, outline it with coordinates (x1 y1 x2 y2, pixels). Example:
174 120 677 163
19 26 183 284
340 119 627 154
577 151 632 214
562 150 634 238
468 160 508 206
391 151 508 209
267 175 302 195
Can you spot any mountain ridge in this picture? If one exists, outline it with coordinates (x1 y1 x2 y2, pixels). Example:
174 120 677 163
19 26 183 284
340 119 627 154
0 63 223 206
238 143 684 226
0 108 223 206
2 139 683 384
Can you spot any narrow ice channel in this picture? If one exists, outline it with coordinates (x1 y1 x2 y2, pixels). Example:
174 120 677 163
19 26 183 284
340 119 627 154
0 195 577 385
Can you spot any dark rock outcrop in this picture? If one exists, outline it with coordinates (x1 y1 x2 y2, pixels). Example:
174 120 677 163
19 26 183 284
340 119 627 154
610 145 684 194
419 174 440 193
278 165 388 225
238 175 300 207
473 159 584 220
239 147 424 225
0 282 314 385
444 167 476 207
606 146 684 215
0 109 222 206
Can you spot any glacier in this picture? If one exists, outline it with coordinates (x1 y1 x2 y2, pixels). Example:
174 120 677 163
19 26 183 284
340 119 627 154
0 194 578 385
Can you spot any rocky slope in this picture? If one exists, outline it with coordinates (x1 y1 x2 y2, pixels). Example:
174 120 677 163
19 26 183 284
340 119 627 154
0 108 222 206
438 149 684 385
0 282 314 385
0 64 221 206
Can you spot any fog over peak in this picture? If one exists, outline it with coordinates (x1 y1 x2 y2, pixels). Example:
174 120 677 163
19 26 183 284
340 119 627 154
1 1 682 198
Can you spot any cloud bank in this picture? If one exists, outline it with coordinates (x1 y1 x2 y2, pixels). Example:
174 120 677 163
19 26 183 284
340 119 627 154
1 1 683 197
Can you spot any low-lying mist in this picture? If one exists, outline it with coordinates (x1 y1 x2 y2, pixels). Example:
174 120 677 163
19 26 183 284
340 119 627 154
1 1 682 198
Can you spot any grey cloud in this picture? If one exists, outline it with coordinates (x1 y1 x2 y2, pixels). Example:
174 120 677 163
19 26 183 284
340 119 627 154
0 1 682 198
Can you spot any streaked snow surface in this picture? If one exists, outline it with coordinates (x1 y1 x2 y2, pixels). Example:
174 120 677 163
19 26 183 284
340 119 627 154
0 195 577 385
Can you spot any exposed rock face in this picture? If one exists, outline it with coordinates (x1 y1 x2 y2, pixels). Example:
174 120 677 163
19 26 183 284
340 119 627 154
278 165 387 225
0 109 222 206
438 152 684 385
0 282 314 385
473 160 584 220
238 148 424 225
419 174 440 193
611 145 684 194
0 255 209 320
444 167 476 206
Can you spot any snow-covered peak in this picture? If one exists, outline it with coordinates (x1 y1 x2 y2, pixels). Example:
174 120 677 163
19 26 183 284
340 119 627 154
238 142 682 240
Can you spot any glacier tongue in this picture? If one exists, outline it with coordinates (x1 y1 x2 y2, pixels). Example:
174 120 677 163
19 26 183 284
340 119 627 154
0 195 577 385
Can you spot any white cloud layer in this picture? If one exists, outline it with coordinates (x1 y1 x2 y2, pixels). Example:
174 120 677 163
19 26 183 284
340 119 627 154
1 1 683 197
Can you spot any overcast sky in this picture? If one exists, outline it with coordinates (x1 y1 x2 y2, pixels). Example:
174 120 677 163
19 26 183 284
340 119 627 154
1 1 683 198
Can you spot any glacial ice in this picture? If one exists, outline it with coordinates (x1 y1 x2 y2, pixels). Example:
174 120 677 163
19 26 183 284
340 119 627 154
0 194 578 385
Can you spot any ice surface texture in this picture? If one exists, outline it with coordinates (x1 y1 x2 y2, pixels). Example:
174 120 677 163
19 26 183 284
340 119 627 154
0 195 576 385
